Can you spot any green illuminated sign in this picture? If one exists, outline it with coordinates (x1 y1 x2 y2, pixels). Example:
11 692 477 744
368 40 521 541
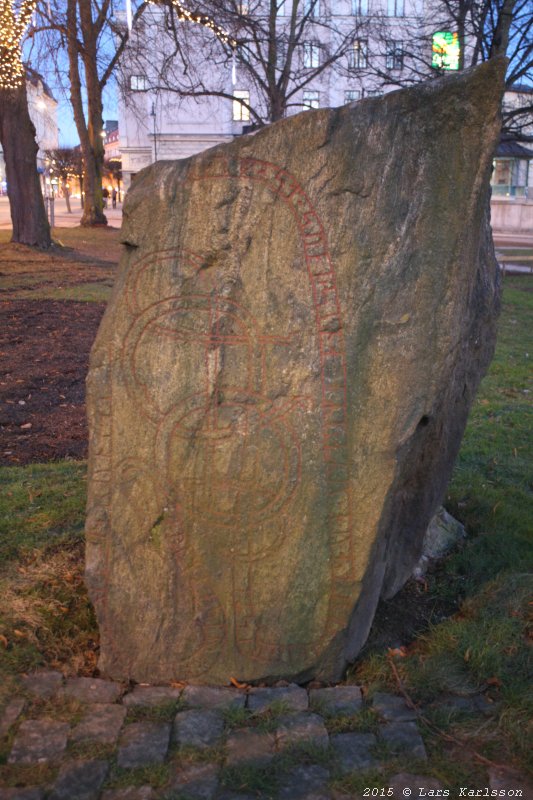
432 31 460 70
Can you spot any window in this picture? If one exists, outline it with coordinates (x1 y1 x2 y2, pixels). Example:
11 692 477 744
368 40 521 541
238 0 249 12
303 91 320 109
303 41 321 68
386 40 403 70
352 0 368 14
349 39 367 69
387 0 404 15
233 90 250 121
278 0 288 14
345 89 361 103
303 0 320 17
365 89 381 96
130 75 148 91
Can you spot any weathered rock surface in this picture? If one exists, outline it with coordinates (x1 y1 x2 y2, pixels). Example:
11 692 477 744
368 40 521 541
86 60 504 684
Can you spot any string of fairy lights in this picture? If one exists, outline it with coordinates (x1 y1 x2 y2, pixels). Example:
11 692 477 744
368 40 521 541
0 0 36 89
146 0 237 49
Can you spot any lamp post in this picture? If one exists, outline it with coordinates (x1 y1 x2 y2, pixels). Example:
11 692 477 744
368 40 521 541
150 101 158 163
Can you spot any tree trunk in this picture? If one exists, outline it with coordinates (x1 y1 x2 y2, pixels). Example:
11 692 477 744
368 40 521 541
66 0 107 227
0 83 51 248
62 178 72 212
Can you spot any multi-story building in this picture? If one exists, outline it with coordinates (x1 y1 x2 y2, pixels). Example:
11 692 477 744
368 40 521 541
0 68 58 193
117 2 533 236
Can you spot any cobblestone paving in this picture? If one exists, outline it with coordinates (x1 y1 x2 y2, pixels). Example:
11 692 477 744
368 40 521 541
0 671 513 799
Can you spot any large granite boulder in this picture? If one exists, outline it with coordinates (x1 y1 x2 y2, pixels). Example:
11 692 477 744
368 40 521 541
86 60 504 684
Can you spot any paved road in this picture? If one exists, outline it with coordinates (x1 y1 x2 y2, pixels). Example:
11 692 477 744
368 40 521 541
0 195 123 230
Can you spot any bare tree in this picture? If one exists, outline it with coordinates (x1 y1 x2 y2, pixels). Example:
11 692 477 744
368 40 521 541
46 146 84 212
0 0 51 247
31 0 146 225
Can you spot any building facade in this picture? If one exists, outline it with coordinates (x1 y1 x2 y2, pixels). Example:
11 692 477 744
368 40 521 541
117 0 458 190
0 68 58 193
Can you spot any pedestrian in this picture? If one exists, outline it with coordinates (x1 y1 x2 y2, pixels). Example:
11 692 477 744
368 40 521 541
112 188 117 209
102 187 109 208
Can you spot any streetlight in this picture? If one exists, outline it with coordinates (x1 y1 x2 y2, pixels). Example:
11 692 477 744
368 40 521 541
150 102 158 163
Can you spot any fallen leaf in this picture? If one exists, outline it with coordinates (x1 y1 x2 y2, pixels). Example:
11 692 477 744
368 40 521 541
229 676 249 689
0 635 8 648
486 676 502 687
13 629 26 639
387 646 407 658
20 422 32 430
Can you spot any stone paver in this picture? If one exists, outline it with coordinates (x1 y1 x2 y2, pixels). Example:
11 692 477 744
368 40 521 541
278 764 331 799
117 721 171 768
173 708 225 749
58 677 122 704
372 692 417 722
226 728 276 766
432 693 497 717
70 703 127 744
276 712 329 751
0 789 44 800
388 773 445 799
0 696 26 736
21 669 63 699
8 719 69 764
247 684 308 714
101 788 157 800
48 759 109 800
309 686 362 717
169 762 220 799
122 685 182 707
379 722 427 760
330 732 378 773
182 686 245 710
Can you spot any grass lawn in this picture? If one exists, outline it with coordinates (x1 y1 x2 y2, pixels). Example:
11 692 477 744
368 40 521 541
0 268 531 787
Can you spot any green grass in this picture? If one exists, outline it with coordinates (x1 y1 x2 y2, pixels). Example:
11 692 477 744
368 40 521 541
0 461 86 563
12 281 114 303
